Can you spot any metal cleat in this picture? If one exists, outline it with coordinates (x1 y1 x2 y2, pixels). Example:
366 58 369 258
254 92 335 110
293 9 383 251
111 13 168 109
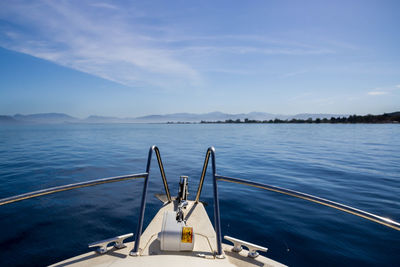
89 233 133 254
224 235 268 258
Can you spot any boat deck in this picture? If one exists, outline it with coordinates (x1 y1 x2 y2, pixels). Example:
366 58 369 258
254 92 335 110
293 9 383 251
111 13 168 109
51 201 286 267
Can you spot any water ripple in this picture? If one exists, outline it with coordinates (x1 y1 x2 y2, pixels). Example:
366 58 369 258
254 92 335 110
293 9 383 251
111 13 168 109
0 123 399 266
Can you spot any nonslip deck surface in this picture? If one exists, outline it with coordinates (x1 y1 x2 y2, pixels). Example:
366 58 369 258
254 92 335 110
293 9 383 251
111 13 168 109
51 201 286 267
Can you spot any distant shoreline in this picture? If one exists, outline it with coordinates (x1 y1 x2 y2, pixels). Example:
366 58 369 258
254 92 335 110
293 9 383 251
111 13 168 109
1 111 399 125
172 112 400 124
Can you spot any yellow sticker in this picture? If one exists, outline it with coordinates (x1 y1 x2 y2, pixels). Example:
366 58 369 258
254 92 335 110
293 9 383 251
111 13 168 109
181 227 193 243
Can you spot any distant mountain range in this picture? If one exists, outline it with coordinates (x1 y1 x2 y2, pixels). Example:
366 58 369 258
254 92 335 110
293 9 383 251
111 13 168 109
0 112 350 124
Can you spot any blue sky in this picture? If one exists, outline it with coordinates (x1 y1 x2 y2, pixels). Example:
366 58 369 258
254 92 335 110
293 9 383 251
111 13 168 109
0 0 399 117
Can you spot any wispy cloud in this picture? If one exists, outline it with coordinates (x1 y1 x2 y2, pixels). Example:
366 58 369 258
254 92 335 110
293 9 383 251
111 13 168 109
0 1 200 88
280 70 309 78
368 91 387 96
203 68 255 75
0 1 351 90
90 3 119 10
174 46 333 55
367 84 400 96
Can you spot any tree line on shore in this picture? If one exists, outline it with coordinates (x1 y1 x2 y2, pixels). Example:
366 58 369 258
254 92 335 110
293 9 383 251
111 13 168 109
200 112 400 124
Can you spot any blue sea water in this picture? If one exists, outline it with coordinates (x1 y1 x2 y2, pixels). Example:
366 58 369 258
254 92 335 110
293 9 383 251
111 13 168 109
0 123 399 266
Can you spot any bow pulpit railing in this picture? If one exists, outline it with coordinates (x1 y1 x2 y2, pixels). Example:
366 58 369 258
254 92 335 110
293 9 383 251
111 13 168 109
194 146 400 258
0 145 172 256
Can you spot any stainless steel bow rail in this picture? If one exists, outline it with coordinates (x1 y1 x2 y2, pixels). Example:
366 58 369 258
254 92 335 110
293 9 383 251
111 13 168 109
215 176 400 231
0 145 399 259
130 145 170 255
0 145 172 256
0 173 148 206
194 148 400 245
195 147 224 257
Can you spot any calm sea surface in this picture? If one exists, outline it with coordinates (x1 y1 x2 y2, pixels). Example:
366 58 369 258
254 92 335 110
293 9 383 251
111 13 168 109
0 124 399 266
